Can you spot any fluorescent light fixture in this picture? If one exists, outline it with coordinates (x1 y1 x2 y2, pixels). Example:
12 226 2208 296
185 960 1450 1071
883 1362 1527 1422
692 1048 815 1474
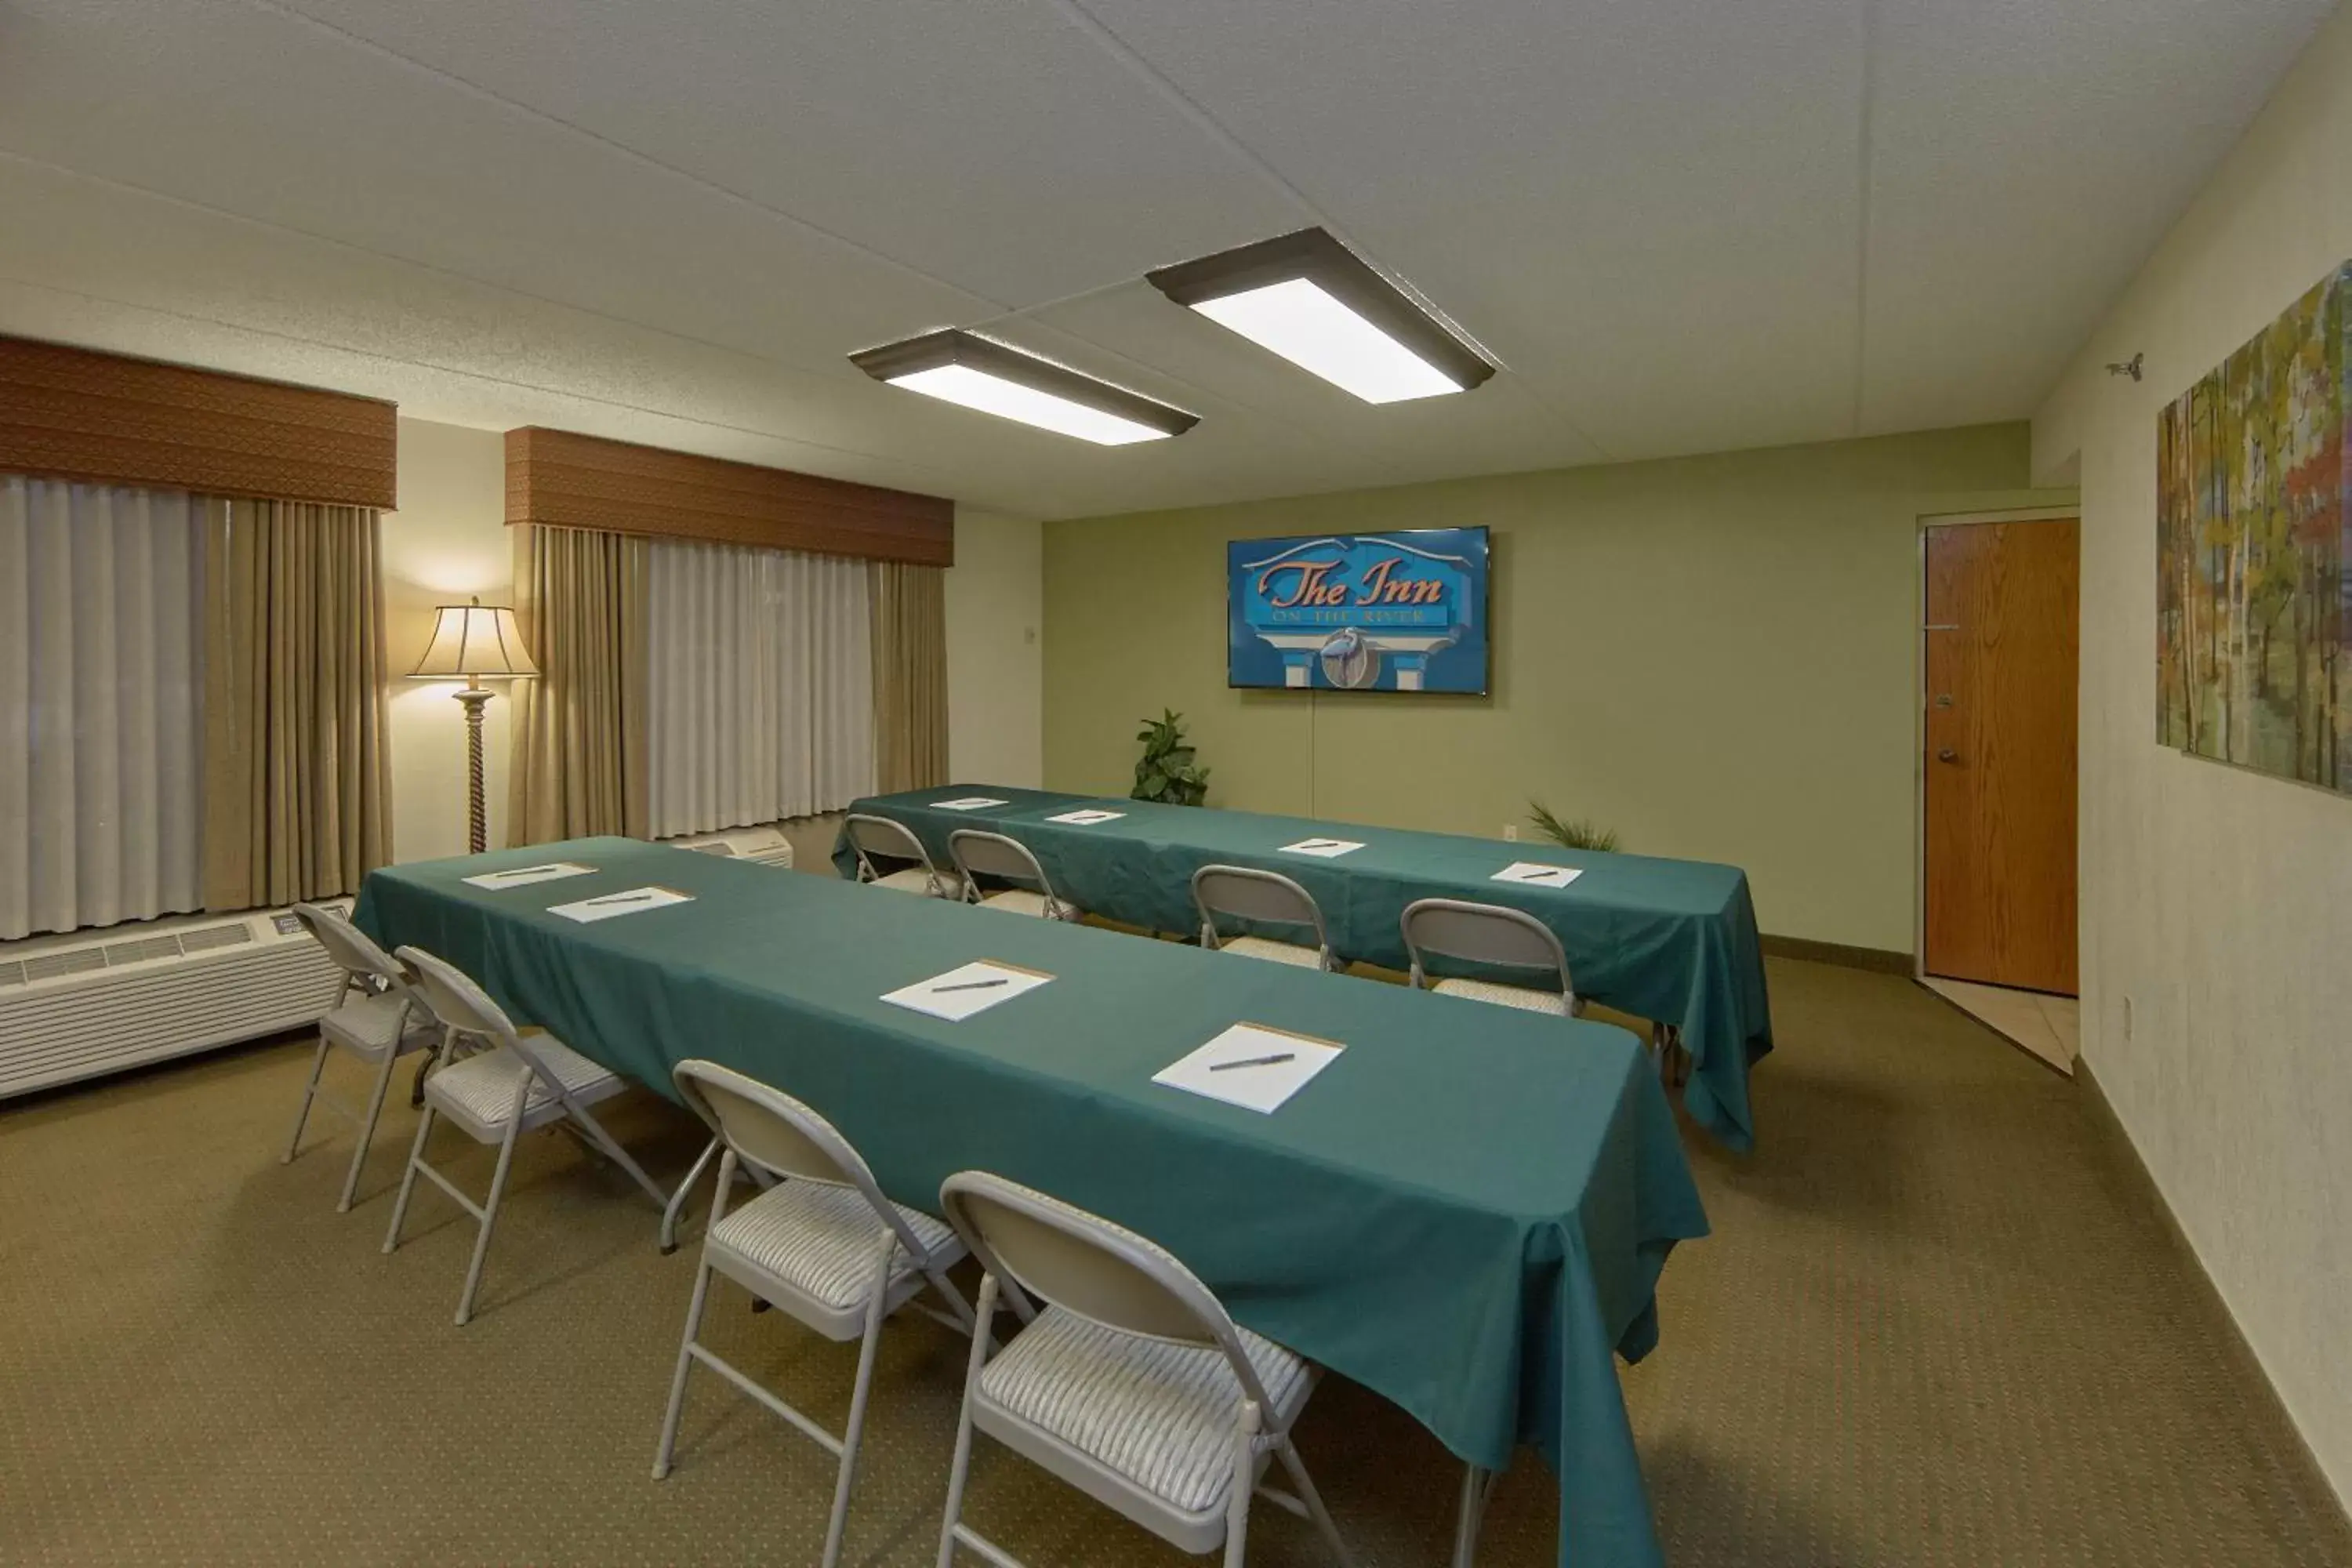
1147 228 1494 403
851 329 1197 445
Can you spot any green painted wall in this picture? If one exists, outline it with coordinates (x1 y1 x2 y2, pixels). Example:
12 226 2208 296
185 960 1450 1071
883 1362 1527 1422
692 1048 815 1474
1043 423 2071 951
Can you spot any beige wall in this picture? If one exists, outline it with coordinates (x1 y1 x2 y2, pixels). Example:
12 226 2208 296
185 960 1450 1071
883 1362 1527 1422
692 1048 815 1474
2032 4 2352 1504
382 419 514 863
944 507 1044 788
1044 426 2067 950
377 426 1044 861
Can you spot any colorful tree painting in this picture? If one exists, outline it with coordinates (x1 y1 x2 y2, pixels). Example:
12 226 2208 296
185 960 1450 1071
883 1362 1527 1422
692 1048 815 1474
2156 261 2350 793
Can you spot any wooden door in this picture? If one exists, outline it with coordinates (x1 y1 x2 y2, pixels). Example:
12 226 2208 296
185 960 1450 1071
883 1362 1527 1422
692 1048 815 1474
1923 520 2079 995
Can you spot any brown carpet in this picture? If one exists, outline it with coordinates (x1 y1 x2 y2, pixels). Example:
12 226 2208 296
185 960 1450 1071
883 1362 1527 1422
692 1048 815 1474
2 959 2344 1566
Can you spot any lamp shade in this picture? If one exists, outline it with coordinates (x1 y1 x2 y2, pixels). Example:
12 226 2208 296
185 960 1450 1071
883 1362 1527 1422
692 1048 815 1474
408 599 537 680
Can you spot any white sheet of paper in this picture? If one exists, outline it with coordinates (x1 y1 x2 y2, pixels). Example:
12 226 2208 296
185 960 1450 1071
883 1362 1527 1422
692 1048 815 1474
1153 1023 1343 1114
1279 837 1365 858
931 797 1010 811
1046 808 1126 825
546 885 695 924
463 861 597 890
1491 861 1584 889
881 960 1054 1022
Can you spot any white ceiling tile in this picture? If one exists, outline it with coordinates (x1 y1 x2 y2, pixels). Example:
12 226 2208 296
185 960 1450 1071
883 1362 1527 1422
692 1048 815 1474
1859 0 2335 436
1068 0 1871 459
0 0 2331 514
257 0 1307 307
0 0 983 361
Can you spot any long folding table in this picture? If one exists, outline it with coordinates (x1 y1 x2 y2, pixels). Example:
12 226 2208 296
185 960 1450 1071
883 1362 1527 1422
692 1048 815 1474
835 785 1774 1152
357 837 1709 1568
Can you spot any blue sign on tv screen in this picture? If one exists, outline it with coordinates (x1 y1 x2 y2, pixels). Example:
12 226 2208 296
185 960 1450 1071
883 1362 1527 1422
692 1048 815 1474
1226 527 1490 694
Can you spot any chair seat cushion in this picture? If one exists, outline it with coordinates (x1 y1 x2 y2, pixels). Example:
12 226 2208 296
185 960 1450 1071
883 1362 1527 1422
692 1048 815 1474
977 888 1073 920
978 1306 1312 1515
1218 935 1326 968
708 1179 957 1312
425 1036 617 1128
319 991 438 1062
869 867 962 898
1431 977 1571 1015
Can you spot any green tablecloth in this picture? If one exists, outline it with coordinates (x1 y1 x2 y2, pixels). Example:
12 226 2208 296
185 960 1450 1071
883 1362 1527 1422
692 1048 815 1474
358 837 1708 1568
834 786 1773 1152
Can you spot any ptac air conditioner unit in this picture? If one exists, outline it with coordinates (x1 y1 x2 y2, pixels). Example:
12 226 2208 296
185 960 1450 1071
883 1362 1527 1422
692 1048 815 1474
0 906 343 1100
657 823 797 869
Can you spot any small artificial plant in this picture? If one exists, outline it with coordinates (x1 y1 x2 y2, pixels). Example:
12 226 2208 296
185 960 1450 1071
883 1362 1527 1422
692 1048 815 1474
1528 800 1621 853
1133 709 1210 806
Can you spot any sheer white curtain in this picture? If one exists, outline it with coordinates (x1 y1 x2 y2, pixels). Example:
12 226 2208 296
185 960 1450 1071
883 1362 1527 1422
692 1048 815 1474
0 476 206 939
644 538 874 838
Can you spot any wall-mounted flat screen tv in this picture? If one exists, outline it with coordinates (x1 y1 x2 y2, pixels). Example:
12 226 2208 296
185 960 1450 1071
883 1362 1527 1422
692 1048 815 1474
1226 527 1490 694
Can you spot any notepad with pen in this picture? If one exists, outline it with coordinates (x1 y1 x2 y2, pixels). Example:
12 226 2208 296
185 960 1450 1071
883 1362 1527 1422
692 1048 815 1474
1152 1022 1343 1113
546 885 695 924
881 960 1054 1021
463 861 596 890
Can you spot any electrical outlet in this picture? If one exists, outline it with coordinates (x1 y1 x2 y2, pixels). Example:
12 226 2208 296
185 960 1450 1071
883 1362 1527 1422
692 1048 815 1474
1503 823 1518 842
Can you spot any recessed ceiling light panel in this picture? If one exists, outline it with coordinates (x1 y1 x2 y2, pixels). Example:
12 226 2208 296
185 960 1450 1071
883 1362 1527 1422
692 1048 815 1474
1147 228 1494 403
850 330 1197 445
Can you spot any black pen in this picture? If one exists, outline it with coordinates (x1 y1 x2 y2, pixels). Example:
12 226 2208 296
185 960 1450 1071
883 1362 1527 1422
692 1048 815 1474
934 978 1010 993
582 891 655 907
1210 1051 1297 1072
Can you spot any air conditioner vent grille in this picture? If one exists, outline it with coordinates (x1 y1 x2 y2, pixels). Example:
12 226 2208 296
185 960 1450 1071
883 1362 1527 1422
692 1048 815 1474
180 924 253 954
24 948 107 984
105 935 184 967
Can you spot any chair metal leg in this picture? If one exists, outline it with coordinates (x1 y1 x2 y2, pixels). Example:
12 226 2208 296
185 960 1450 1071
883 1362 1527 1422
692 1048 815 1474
820 1236 896 1568
1450 1463 1497 1568
652 1254 718 1480
281 1037 333 1163
454 1115 527 1327
567 1106 670 1208
336 1049 401 1212
1272 1439 1356 1568
660 1137 721 1254
408 1039 439 1108
1223 1400 1260 1568
382 1103 436 1254
936 1274 1000 1568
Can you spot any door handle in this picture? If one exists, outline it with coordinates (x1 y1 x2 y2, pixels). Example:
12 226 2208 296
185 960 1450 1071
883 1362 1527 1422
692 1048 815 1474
1936 748 1958 763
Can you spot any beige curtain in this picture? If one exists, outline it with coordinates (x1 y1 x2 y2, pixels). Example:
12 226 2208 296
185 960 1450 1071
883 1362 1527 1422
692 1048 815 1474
202 499 393 910
869 561 948 792
507 524 649 844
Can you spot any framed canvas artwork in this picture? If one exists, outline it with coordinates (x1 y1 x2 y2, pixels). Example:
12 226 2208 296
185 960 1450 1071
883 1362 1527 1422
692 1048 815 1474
2156 260 2349 794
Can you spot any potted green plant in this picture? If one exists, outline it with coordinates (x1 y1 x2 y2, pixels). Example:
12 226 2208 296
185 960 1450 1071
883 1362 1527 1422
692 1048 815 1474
1527 800 1620 852
1133 710 1210 806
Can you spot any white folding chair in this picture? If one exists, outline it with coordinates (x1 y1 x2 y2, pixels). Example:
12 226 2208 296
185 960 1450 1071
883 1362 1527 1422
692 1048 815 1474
845 813 966 899
935 1171 1356 1568
382 946 668 1326
1400 897 1580 1017
1192 865 1336 971
654 1061 978 1568
282 902 445 1212
949 829 1081 921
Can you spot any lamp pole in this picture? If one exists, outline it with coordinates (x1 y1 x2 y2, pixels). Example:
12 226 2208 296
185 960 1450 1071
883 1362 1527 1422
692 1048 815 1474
454 677 492 854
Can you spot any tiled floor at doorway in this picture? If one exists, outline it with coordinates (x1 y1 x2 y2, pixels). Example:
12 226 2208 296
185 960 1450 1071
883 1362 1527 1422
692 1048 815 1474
1921 975 2079 1073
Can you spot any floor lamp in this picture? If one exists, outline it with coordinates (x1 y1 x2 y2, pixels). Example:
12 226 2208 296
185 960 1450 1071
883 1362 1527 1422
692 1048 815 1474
408 597 538 855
